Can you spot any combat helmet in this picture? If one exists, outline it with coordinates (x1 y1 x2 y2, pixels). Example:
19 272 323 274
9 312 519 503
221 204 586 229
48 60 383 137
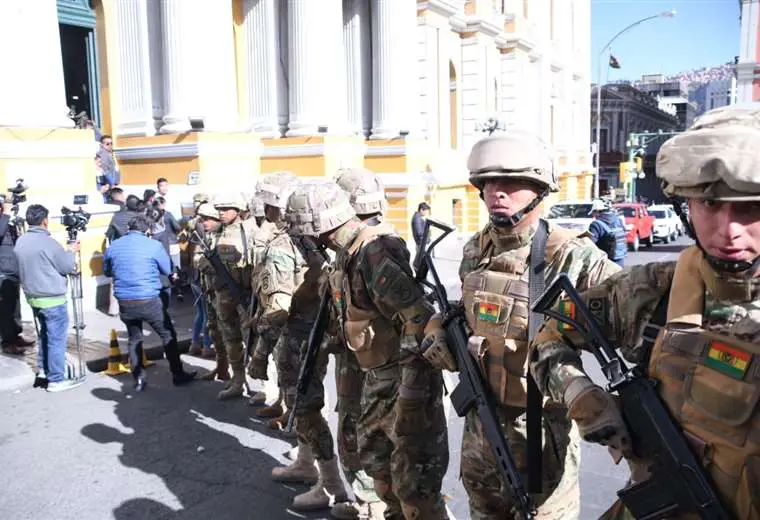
257 171 299 210
334 167 388 216
467 130 558 228
196 202 219 220
657 103 760 273
193 192 210 205
250 194 265 219
285 180 356 237
212 192 247 211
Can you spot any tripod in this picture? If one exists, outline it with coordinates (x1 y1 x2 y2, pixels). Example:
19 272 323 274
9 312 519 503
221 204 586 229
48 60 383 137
67 235 87 383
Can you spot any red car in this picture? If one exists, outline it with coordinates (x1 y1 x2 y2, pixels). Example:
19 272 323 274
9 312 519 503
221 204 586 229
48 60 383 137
613 203 655 252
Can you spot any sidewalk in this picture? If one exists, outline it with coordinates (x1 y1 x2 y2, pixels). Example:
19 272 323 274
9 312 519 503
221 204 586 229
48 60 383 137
7 288 196 382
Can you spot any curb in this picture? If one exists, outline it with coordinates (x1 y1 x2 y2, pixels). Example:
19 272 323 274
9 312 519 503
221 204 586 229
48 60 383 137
84 336 193 374
0 354 36 393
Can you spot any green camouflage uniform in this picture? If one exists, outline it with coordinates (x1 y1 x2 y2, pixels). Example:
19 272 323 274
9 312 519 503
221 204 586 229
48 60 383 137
328 219 447 520
195 229 226 364
458 222 620 520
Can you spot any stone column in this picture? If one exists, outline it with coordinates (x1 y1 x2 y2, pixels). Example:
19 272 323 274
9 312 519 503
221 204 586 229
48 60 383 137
243 0 288 137
114 0 155 136
343 0 372 136
286 0 348 136
147 0 164 130
370 0 418 139
0 0 73 127
159 0 239 134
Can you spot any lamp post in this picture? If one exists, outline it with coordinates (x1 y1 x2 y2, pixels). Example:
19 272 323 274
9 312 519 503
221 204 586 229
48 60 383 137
593 9 676 199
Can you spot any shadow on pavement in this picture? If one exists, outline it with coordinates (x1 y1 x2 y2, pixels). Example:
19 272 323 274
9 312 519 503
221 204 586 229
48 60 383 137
82 362 330 520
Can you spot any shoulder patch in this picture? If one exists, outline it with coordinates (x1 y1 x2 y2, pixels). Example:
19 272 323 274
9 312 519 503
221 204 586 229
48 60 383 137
371 256 418 306
588 297 607 327
557 298 576 332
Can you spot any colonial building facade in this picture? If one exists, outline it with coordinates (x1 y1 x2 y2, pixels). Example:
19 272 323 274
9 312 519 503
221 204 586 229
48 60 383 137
738 0 760 102
0 0 591 308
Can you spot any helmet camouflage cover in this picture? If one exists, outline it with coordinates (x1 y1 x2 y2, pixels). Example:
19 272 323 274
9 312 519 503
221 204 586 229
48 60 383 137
212 192 247 211
467 131 559 192
257 171 299 210
334 167 388 215
657 103 760 201
193 192 210 204
285 180 356 237
196 202 219 220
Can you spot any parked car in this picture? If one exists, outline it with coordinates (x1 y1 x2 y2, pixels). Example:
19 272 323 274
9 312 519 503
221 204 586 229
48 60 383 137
613 203 655 252
545 200 594 232
648 204 681 243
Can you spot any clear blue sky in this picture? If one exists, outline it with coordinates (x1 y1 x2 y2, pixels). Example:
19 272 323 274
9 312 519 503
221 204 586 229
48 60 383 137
590 0 741 82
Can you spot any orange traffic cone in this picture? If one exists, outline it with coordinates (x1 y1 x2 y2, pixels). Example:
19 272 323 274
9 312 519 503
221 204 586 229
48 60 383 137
101 329 130 376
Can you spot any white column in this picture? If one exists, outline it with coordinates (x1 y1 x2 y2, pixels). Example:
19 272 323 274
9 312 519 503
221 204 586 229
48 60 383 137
243 0 288 137
147 0 164 130
114 0 155 136
370 0 418 139
287 0 348 136
0 0 73 127
343 0 372 136
159 0 239 134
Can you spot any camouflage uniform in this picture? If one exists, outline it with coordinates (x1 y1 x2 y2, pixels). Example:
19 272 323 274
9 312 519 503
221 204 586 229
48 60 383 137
530 105 760 520
286 181 447 520
421 132 620 520
211 194 258 400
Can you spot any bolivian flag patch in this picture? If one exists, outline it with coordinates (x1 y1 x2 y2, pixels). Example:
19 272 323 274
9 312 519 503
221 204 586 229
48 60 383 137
704 342 751 380
477 302 500 323
333 291 344 309
557 299 576 332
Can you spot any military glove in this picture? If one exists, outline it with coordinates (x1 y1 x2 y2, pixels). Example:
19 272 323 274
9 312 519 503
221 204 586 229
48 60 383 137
419 314 458 371
247 354 268 381
566 378 632 456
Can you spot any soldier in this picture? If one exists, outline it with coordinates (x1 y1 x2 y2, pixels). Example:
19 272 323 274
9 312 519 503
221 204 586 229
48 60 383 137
285 181 447 520
250 192 266 228
211 192 258 400
420 131 620 519
246 172 299 416
331 167 386 520
194 203 231 381
529 104 760 520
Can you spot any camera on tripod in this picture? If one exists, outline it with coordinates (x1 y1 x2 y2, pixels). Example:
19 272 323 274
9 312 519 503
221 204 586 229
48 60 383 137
60 205 92 242
8 178 27 206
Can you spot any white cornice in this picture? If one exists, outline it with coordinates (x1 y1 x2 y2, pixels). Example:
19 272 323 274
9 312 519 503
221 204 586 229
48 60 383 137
0 139 99 159
418 0 461 18
365 145 408 156
262 143 324 158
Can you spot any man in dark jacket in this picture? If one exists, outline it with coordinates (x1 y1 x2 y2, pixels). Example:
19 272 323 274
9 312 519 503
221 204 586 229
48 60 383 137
106 194 143 243
588 198 627 266
0 199 33 354
103 215 196 391
411 202 431 256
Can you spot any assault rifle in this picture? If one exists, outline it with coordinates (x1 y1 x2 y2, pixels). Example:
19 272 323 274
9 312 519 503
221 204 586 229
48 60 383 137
286 286 331 433
532 274 731 520
191 231 259 361
414 218 535 520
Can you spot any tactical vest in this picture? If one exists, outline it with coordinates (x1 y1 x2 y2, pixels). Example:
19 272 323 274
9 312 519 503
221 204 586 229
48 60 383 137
328 222 400 370
647 247 760 519
461 225 579 408
214 219 256 291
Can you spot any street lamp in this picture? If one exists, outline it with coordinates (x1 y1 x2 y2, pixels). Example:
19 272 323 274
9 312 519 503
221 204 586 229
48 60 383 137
592 9 676 199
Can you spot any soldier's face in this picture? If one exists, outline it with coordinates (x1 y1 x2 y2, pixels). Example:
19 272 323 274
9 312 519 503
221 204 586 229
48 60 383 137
483 179 541 222
201 217 220 233
217 208 239 225
689 199 760 264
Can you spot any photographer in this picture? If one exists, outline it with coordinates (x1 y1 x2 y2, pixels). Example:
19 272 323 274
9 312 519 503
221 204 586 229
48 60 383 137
0 198 32 354
14 205 80 392
103 215 196 391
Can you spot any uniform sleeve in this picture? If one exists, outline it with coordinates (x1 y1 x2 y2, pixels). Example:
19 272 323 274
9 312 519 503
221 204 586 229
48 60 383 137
258 245 299 325
458 231 483 282
357 235 434 342
529 262 676 404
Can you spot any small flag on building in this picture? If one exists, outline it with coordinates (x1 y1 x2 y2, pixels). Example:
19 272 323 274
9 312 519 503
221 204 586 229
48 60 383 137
609 55 621 69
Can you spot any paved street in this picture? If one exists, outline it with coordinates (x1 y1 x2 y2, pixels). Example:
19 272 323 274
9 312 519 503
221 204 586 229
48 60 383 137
0 236 693 520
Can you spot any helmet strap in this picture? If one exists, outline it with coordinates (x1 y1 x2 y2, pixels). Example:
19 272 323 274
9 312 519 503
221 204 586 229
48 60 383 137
489 188 549 229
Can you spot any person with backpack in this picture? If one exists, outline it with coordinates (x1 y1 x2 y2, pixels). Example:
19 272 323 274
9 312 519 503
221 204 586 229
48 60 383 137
589 198 628 266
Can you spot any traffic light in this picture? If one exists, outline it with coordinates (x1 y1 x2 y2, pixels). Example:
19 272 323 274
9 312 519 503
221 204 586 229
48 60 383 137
634 157 643 173
619 162 629 183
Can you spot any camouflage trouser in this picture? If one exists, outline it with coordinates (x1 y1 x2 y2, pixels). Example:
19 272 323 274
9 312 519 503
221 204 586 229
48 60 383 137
291 339 335 462
461 404 581 520
273 328 301 410
204 287 226 362
335 349 379 504
214 290 244 371
359 360 448 519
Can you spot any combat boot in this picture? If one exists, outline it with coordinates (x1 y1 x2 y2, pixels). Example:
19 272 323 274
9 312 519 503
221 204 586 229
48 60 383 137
201 357 230 381
256 400 283 418
271 441 319 484
247 390 267 406
330 501 386 520
266 412 289 430
292 457 349 511
216 369 245 400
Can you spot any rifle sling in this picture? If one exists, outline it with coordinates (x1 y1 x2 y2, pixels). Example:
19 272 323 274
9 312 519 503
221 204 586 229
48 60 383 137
527 218 549 494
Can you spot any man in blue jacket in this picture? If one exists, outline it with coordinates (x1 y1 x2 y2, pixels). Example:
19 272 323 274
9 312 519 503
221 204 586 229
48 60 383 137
103 215 196 391
588 198 628 266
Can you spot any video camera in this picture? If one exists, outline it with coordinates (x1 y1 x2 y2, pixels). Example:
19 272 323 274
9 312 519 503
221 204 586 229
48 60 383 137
60 205 92 242
8 178 27 206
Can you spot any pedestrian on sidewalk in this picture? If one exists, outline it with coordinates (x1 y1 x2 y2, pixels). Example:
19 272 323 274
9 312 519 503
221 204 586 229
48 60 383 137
411 202 434 257
0 198 34 354
103 215 196 392
13 205 81 392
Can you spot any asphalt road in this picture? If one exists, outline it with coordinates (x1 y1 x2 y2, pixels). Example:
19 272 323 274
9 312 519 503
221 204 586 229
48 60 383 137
0 236 693 520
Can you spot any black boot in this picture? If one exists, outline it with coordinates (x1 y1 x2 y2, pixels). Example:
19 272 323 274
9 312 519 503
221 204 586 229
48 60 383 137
173 370 197 386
